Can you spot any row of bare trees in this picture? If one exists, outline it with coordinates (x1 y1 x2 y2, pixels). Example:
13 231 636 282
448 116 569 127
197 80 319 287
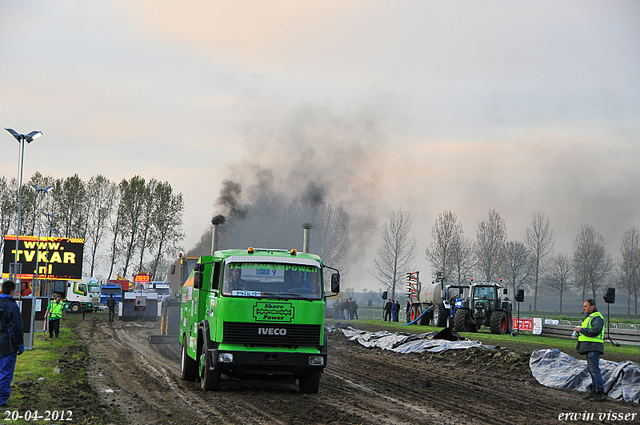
0 172 184 281
374 208 639 314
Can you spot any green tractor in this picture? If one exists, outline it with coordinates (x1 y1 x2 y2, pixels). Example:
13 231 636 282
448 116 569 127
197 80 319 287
453 280 513 334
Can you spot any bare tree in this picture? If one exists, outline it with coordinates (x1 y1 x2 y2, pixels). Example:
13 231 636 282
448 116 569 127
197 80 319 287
502 240 532 297
53 174 87 238
525 212 555 311
425 210 464 280
0 177 16 258
85 175 117 277
475 209 507 282
450 235 475 285
373 209 416 301
116 175 147 278
545 253 572 314
619 227 640 315
572 224 613 301
149 182 185 279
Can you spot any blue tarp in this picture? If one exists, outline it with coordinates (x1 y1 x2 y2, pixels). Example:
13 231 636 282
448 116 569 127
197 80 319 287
529 349 640 403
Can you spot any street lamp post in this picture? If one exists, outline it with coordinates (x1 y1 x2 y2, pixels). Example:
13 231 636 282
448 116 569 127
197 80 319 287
5 128 42 351
5 129 43 283
31 185 53 295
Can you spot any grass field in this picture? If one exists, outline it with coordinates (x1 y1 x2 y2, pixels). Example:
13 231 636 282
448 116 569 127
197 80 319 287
3 313 124 425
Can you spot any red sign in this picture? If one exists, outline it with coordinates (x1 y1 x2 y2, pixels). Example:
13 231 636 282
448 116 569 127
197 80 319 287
512 317 533 331
134 274 151 283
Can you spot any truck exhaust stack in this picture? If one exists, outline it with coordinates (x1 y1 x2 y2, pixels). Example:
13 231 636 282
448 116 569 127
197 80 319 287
211 215 225 255
302 223 312 253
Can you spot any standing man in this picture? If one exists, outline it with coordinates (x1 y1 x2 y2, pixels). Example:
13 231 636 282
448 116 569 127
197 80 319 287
0 280 25 407
383 299 392 321
574 299 606 402
107 294 117 323
44 293 66 338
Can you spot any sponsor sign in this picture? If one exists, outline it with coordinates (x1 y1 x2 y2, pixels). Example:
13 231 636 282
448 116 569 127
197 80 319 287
512 317 534 331
2 235 84 280
253 302 294 322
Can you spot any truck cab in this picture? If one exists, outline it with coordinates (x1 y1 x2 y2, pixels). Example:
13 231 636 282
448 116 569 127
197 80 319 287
179 248 339 393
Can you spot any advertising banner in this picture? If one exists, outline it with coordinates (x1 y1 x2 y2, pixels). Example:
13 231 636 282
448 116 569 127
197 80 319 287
2 235 84 280
512 317 534 331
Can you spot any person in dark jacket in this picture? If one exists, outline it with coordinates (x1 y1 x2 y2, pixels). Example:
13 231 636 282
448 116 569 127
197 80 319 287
0 280 25 407
383 299 392 321
107 294 117 323
574 298 606 402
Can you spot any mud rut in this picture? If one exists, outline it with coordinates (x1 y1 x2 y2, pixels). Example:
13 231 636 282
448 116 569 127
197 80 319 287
77 317 637 425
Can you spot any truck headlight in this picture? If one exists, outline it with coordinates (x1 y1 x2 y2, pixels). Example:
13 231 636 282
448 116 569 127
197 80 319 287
218 353 234 363
309 355 324 366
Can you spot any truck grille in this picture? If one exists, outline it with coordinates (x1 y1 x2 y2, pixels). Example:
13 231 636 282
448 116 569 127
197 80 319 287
223 322 321 347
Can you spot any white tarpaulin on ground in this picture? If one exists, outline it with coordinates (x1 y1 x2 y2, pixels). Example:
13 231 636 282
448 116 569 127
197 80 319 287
331 324 486 353
529 349 640 403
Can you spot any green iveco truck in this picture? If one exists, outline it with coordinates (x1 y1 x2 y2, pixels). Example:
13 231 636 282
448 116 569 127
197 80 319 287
179 221 340 394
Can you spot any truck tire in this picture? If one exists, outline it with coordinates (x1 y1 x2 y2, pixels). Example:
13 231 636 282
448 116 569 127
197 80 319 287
490 310 508 334
70 303 81 313
200 349 221 391
180 337 198 381
454 309 474 332
432 304 448 328
299 371 322 394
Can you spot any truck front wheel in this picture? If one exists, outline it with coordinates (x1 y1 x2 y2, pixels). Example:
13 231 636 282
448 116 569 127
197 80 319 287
180 337 198 381
70 303 81 313
299 371 321 394
200 350 221 391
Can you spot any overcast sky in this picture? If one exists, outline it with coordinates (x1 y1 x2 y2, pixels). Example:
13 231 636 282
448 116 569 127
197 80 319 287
1 1 639 289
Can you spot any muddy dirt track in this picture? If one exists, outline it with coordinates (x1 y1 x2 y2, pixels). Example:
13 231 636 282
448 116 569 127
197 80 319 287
76 316 638 425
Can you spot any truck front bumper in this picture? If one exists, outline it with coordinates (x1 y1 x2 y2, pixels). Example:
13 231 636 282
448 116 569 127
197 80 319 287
207 349 326 377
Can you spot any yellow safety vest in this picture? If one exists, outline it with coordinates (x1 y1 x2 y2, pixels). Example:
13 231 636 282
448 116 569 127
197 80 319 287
578 311 604 343
48 300 64 319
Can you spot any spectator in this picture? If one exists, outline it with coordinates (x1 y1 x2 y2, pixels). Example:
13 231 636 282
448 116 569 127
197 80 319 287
0 280 25 407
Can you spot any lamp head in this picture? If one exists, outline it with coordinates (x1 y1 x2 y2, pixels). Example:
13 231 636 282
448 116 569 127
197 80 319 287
25 131 43 143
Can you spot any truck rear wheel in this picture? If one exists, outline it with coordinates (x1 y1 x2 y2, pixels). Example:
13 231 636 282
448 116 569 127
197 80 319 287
180 337 198 381
490 311 508 334
200 349 221 391
432 304 448 328
299 371 321 394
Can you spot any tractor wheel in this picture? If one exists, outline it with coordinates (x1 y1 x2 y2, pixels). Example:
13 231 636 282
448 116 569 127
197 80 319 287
490 311 508 334
200 349 221 391
454 309 474 332
299 371 322 394
180 337 198 381
432 304 448 328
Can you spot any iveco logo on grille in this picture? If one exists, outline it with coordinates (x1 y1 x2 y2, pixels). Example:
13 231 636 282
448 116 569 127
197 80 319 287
258 328 288 336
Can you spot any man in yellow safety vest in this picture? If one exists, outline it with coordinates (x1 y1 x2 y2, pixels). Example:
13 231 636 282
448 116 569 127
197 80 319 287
573 299 605 402
44 293 66 339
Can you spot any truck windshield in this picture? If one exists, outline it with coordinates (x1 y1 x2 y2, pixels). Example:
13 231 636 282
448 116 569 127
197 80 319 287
222 262 322 300
101 287 122 296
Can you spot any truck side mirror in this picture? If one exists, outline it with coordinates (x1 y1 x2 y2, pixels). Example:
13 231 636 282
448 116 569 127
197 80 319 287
171 265 176 275
382 291 387 300
194 263 205 272
331 273 340 293
194 272 203 289
503 288 507 295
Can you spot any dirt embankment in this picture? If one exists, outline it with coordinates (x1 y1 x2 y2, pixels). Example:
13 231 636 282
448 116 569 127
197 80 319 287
64 316 639 425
